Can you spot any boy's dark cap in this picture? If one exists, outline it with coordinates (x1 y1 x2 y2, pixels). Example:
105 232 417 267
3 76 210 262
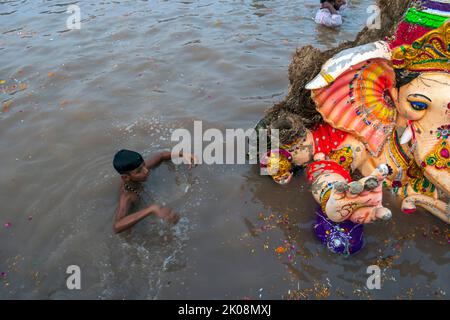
113 149 144 174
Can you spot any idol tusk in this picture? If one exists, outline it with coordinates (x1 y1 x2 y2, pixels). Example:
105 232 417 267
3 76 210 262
400 126 413 145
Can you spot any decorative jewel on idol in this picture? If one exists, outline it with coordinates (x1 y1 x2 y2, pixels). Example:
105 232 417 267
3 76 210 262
436 125 449 141
326 226 353 256
423 141 450 170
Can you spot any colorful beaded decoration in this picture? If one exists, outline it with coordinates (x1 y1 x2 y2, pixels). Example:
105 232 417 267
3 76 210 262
328 147 354 172
422 140 450 170
436 124 449 140
392 20 450 73
410 176 436 196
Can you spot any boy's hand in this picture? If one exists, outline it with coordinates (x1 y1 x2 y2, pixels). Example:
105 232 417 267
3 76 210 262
151 205 180 224
181 152 198 169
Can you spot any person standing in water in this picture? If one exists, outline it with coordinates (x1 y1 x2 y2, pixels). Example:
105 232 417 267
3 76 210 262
314 0 347 28
112 149 197 234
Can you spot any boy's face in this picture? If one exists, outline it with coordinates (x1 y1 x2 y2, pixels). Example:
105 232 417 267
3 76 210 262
122 163 149 182
334 0 346 9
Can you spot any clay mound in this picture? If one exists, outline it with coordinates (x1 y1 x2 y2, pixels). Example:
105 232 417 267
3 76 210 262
261 0 411 129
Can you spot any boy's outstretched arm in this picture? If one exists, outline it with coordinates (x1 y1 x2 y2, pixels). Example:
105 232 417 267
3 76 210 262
113 193 156 233
145 151 198 169
144 151 172 169
113 193 180 234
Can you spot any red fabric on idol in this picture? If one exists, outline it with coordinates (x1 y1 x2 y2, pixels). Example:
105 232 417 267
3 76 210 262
388 21 433 49
306 160 352 184
312 123 348 156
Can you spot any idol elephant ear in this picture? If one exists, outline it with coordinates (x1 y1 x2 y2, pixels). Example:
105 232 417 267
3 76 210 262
305 41 392 90
310 57 397 157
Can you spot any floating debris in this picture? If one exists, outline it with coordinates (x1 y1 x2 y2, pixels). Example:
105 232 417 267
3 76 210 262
275 246 286 254
284 282 331 300
2 100 12 113
59 100 69 108
0 79 27 95
274 239 298 263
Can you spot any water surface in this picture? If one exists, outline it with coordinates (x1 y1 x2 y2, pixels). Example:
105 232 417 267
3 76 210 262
0 0 448 299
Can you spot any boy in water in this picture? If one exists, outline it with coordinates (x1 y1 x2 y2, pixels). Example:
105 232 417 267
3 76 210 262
112 149 197 234
315 0 347 28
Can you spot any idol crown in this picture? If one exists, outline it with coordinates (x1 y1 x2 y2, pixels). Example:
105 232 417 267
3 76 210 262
392 20 450 72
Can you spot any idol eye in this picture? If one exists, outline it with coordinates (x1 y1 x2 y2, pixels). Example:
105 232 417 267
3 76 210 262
408 101 428 111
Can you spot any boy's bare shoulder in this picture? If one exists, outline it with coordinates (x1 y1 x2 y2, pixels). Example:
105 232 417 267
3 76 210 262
118 181 139 202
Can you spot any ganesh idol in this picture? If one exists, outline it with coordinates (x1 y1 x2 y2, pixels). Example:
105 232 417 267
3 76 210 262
257 2 450 254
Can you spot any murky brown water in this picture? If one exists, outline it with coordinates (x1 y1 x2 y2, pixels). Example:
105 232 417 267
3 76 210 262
1 0 448 299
